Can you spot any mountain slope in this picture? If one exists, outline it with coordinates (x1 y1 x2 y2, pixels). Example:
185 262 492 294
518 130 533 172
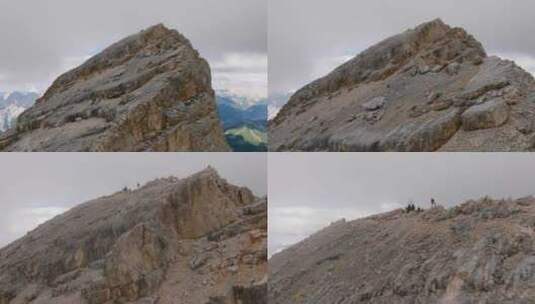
0 168 266 304
269 19 535 151
225 126 267 152
0 24 230 152
270 196 535 303
226 126 267 145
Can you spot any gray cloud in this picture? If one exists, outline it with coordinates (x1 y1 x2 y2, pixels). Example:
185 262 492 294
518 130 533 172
0 0 266 96
269 0 535 95
0 153 266 247
269 153 535 255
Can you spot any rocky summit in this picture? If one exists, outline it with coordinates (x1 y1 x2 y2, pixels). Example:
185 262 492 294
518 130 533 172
270 196 535 304
269 19 535 151
0 168 266 304
0 24 230 151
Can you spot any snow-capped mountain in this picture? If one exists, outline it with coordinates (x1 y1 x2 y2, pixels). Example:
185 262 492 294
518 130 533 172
215 89 266 109
0 91 39 132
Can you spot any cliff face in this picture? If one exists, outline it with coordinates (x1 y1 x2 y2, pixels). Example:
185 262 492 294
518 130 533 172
0 24 230 151
270 19 535 151
270 197 535 303
0 168 266 304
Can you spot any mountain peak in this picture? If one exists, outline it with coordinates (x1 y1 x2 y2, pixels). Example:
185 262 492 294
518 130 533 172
413 17 447 31
0 24 230 152
0 170 265 303
196 165 220 177
143 22 169 33
286 19 486 106
136 23 190 46
270 19 534 152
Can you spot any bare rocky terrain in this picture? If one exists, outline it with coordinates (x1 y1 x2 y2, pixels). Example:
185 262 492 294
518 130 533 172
269 19 535 151
0 167 266 304
0 24 230 151
270 196 535 304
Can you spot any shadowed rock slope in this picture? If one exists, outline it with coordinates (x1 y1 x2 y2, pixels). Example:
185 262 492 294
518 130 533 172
0 168 266 304
270 196 535 304
0 24 230 151
270 19 535 151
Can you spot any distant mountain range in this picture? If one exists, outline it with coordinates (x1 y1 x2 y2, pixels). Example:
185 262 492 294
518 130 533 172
0 91 38 132
216 92 267 152
215 89 265 109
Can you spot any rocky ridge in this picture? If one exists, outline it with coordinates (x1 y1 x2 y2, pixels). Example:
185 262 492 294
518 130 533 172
269 19 535 151
270 196 535 303
0 167 266 303
0 24 230 151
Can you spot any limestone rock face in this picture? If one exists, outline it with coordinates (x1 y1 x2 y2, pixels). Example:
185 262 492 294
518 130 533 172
269 19 535 151
0 24 230 151
270 196 535 303
461 98 509 130
0 168 266 303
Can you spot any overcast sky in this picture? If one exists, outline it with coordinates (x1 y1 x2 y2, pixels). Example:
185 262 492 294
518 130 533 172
0 0 266 101
269 0 535 100
0 153 266 248
269 153 535 256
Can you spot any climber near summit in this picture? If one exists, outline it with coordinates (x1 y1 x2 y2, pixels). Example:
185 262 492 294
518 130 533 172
431 198 436 208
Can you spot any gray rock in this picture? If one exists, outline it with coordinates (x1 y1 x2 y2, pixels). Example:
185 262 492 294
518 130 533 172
361 96 386 111
431 65 443 73
427 91 441 104
462 98 509 130
419 65 431 74
190 254 210 270
431 99 452 111
446 62 461 75
388 108 461 151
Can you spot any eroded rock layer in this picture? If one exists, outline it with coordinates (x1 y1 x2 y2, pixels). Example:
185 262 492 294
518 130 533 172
269 19 535 151
0 24 230 151
270 196 535 303
0 168 266 303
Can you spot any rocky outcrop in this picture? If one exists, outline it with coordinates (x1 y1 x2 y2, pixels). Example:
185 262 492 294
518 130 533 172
269 19 535 151
270 196 535 303
0 24 230 151
461 98 509 130
0 167 266 303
